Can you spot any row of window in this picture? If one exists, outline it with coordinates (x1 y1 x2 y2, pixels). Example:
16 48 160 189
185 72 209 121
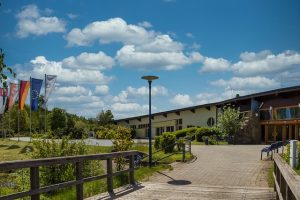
260 107 300 120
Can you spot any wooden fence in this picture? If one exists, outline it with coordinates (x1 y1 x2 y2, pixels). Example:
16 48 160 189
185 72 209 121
273 153 300 200
0 151 139 200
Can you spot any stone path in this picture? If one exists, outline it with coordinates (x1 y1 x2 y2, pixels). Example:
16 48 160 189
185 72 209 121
88 145 275 199
150 145 272 187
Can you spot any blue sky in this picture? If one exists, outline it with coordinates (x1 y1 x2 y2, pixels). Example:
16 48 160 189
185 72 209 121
1 0 300 119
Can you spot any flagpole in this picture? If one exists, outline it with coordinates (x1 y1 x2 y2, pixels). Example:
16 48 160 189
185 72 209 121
30 77 32 142
18 81 20 142
44 74 47 133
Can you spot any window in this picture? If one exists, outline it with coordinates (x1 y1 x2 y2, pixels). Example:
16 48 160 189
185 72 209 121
176 119 182 125
130 125 136 129
207 117 214 127
260 110 271 120
156 127 164 135
187 125 195 128
276 107 300 120
166 126 174 132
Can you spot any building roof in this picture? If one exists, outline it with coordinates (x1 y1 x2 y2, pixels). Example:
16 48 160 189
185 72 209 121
114 85 300 122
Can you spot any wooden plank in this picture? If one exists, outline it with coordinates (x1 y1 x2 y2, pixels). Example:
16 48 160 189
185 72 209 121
30 166 40 200
289 125 292 140
282 126 286 144
129 155 135 185
273 172 284 200
76 162 83 200
273 154 300 200
295 125 299 140
107 158 113 193
0 151 139 171
265 125 268 144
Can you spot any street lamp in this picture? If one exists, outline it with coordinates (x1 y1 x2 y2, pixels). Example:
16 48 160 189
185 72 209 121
141 75 159 167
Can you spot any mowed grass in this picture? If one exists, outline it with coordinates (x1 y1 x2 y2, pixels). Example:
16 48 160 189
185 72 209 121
0 139 182 199
0 139 32 161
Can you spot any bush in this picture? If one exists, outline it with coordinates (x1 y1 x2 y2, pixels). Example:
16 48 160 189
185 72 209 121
161 132 176 153
154 136 161 149
31 137 103 186
174 127 198 139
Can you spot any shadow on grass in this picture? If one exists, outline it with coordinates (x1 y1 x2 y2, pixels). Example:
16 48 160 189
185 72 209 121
19 146 33 153
6 144 20 150
0 144 8 148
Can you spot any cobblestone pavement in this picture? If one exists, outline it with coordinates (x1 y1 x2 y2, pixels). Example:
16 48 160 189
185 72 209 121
149 145 272 187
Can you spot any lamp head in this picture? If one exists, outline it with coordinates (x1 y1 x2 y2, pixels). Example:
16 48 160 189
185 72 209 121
141 75 159 81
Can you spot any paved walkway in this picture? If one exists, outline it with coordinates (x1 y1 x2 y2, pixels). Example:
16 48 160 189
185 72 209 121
88 145 275 199
150 145 272 187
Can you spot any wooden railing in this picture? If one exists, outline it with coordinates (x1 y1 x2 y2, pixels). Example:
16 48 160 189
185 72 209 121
273 153 300 200
0 151 139 200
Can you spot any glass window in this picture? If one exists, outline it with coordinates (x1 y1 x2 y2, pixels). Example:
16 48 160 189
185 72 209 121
260 110 271 120
290 107 300 118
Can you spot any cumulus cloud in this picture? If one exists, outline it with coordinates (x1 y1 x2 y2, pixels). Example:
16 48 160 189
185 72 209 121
54 86 91 96
16 4 66 38
17 55 112 84
170 94 193 106
116 45 202 70
232 50 300 76
66 17 202 70
67 13 78 19
211 76 280 90
66 17 154 46
94 85 109 95
62 51 114 70
138 21 152 28
127 85 168 96
186 32 194 38
200 57 231 73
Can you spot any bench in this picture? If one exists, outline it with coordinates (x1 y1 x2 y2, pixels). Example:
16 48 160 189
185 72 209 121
261 141 283 160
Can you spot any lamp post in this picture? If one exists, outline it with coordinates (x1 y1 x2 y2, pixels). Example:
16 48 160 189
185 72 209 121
141 75 159 167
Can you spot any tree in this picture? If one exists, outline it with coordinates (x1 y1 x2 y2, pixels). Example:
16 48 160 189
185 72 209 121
217 105 244 138
0 49 16 88
96 110 114 126
50 108 66 131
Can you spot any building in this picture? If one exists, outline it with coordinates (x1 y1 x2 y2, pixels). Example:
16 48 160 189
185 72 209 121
115 86 300 144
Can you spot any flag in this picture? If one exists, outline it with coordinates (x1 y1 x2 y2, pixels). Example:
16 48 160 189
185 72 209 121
8 83 18 110
44 75 57 107
30 78 43 111
0 87 8 114
19 80 30 110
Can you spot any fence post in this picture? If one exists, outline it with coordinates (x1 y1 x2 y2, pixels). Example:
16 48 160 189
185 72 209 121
182 143 186 162
76 162 83 200
107 158 113 193
30 166 40 200
290 140 298 168
129 155 135 185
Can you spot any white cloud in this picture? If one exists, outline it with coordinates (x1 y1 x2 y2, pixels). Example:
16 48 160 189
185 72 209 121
54 86 90 96
94 85 109 95
116 45 202 70
67 13 78 19
138 21 152 28
196 93 222 104
200 57 231 73
170 94 193 106
62 51 114 70
127 85 168 96
111 102 157 119
66 17 154 46
211 76 280 90
16 4 66 38
232 50 300 76
18 56 112 84
112 91 129 103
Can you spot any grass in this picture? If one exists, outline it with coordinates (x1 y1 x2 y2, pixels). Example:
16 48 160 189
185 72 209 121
267 166 274 188
0 139 182 199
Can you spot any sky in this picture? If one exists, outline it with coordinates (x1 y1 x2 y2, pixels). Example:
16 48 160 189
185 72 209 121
0 0 300 119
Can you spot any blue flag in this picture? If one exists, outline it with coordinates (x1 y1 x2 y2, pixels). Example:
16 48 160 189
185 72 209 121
30 78 43 111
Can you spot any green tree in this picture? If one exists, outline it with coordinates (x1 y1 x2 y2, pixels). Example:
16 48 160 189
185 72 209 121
0 49 16 88
96 110 114 126
50 108 66 131
218 105 244 137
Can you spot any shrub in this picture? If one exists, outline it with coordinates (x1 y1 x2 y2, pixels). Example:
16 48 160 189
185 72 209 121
154 136 161 149
174 127 198 139
196 127 212 142
161 132 176 153
31 137 103 186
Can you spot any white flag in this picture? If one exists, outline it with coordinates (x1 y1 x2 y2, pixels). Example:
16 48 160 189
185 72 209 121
44 75 57 107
